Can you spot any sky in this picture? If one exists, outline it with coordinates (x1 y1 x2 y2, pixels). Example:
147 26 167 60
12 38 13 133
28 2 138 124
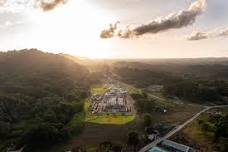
0 0 228 58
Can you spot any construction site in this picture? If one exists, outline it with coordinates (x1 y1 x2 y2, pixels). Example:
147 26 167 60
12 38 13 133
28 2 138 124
90 85 133 114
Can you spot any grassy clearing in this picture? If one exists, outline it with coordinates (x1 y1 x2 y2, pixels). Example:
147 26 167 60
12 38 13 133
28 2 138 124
174 116 216 151
172 107 228 152
125 85 141 94
85 114 136 125
183 113 214 141
182 108 228 140
182 107 228 139
90 84 106 95
84 100 135 125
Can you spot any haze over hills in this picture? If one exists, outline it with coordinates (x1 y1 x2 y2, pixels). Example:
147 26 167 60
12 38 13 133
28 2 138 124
0 49 227 152
0 0 228 151
113 60 228 80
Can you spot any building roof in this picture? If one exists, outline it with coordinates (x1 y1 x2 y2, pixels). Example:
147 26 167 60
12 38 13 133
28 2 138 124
162 140 191 152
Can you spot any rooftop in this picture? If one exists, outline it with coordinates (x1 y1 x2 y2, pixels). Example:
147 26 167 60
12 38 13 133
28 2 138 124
161 140 192 152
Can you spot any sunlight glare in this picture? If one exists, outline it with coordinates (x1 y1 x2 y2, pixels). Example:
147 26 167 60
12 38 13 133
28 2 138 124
25 0 116 58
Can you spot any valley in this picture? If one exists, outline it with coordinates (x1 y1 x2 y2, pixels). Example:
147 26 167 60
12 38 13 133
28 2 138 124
0 50 228 152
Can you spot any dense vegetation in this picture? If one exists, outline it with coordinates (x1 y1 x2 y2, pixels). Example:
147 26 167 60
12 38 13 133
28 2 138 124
173 111 228 152
163 80 228 104
114 63 228 104
131 93 156 114
114 67 176 88
114 60 228 80
0 53 227 151
0 49 90 151
214 114 228 151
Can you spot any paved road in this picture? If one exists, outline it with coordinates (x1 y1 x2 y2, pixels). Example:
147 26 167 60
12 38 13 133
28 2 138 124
138 105 228 152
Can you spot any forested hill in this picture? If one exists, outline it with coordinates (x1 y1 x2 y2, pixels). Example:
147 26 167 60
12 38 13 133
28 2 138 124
113 61 228 104
113 60 228 80
0 49 90 151
0 49 89 81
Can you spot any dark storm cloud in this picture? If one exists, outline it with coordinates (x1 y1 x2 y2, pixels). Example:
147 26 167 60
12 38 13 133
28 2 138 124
100 0 206 39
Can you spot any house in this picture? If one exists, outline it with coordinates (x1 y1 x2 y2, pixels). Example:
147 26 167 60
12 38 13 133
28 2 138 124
148 134 157 141
161 140 194 152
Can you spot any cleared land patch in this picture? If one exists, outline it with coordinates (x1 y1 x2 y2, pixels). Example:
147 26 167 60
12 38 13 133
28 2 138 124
84 100 135 125
90 84 107 95
86 83 136 125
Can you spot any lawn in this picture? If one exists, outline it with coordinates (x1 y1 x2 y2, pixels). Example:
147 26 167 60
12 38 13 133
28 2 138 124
84 100 136 125
90 84 107 95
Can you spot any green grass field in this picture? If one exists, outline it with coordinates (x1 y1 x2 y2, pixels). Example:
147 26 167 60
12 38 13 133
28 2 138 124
84 100 135 125
90 84 107 95
128 87 141 94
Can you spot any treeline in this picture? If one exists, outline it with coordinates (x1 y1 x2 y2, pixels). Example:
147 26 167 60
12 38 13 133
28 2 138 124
131 93 155 114
114 66 228 104
114 67 177 88
113 60 228 80
131 92 166 115
0 49 90 151
214 114 228 151
163 80 228 104
197 113 228 152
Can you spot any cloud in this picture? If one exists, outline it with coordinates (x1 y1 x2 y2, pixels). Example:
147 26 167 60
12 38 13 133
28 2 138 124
100 21 119 38
36 0 67 11
188 27 228 41
218 28 228 37
188 32 208 40
0 0 5 6
100 0 207 39
0 0 67 11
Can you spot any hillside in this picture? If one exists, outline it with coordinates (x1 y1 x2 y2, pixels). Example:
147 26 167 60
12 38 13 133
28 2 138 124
113 61 228 104
113 59 228 80
0 49 90 151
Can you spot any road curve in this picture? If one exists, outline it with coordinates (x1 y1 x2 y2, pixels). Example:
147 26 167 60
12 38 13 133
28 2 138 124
138 105 228 152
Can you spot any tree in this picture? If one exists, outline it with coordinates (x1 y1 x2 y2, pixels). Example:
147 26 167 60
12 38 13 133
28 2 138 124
143 113 152 127
127 131 139 146
0 50 90 151
23 123 60 147
200 122 210 132
215 114 228 139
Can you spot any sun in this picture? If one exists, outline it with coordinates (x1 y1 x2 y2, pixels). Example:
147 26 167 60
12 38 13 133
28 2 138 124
24 0 116 59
